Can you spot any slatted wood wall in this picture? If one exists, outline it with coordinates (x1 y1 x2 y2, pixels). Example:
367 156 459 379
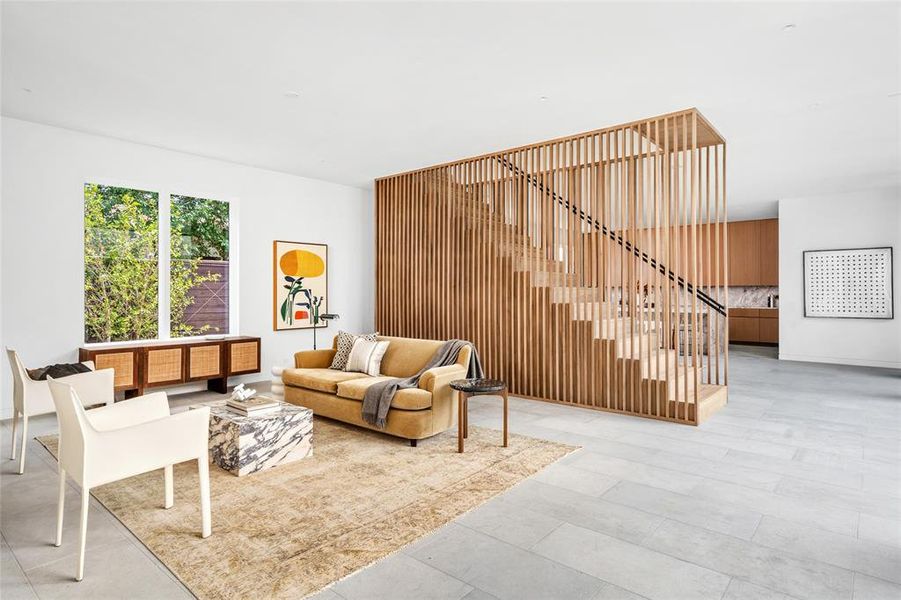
375 108 728 424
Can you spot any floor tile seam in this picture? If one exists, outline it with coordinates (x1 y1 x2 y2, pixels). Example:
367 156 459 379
635 512 667 546
401 539 497 592
598 487 764 542
634 518 857 591
523 520 567 552
567 455 816 502
768 485 899 523
686 488 868 540
611 427 802 462
1 530 40 593
727 577 808 600
17 537 125 574
463 522 652 597
751 522 901 585
451 519 620 591
850 572 901 595
643 460 783 493
545 458 708 497
120 532 193 593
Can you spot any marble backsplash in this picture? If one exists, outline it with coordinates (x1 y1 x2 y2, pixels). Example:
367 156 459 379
728 286 779 308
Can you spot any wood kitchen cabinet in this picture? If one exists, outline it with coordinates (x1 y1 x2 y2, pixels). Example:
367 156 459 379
758 219 779 285
728 221 760 285
729 308 778 344
727 218 778 286
758 308 779 343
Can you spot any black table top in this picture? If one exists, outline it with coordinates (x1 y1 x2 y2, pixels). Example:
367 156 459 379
449 378 506 393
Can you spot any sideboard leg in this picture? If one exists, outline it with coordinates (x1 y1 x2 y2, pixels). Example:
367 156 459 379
409 439 417 448
207 377 228 394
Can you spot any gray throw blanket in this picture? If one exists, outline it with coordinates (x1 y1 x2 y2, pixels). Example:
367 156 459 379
362 340 484 429
27 362 92 381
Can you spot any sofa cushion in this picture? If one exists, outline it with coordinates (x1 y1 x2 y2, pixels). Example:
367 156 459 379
282 368 370 394
335 377 433 411
377 336 445 378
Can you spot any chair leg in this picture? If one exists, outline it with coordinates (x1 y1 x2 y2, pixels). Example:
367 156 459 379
76 486 90 581
10 410 18 460
198 457 211 538
163 465 174 509
55 468 66 547
17 416 28 474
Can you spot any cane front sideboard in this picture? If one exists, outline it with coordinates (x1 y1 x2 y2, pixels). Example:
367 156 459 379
79 336 261 398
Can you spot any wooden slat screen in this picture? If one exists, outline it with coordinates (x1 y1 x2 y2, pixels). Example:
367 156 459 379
375 108 728 425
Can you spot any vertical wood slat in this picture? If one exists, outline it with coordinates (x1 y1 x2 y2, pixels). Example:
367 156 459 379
374 109 726 426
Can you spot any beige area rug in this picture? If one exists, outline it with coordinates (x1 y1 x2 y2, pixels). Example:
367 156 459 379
39 418 576 599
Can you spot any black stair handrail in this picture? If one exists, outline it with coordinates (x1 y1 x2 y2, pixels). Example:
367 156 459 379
496 156 727 317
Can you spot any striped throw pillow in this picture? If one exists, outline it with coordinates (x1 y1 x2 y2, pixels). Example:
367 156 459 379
344 339 390 377
329 331 378 370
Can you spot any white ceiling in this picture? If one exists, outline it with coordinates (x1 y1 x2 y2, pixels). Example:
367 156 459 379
2 1 899 219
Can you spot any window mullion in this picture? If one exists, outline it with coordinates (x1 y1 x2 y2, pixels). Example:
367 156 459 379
158 191 171 340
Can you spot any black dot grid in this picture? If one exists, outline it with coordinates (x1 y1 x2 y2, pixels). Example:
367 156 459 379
806 249 891 317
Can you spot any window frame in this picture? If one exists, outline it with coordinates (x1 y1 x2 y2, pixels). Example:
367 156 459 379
82 178 239 346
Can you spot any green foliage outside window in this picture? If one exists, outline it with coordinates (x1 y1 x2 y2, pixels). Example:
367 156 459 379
84 184 228 343
170 195 229 337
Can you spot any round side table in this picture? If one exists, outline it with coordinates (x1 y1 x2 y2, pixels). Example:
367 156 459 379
449 378 508 453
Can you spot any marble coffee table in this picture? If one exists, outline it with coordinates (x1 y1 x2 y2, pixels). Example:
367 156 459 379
192 400 313 476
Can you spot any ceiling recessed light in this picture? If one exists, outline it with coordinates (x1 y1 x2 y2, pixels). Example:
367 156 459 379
782 24 796 32
808 102 821 109
22 87 32 93
284 91 301 98
539 96 549 102
889 91 901 98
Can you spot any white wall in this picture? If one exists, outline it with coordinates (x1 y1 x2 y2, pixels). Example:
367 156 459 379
778 188 901 369
0 117 374 418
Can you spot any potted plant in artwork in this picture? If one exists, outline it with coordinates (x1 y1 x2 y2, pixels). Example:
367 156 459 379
274 242 328 330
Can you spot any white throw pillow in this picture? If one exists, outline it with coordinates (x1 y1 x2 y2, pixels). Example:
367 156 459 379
344 339 390 377
329 331 378 370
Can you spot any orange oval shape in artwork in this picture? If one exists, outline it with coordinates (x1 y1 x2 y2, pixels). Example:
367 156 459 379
280 249 324 278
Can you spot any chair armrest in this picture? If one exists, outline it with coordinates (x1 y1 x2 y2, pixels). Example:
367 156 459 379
294 349 336 369
60 368 115 407
419 364 467 393
85 391 169 431
87 407 211 485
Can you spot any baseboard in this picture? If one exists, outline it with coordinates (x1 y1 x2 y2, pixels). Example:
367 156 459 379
778 352 901 370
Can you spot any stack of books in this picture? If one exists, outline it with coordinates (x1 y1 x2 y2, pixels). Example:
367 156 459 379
226 395 281 416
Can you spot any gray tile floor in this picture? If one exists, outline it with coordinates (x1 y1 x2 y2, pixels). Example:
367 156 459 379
1 345 900 600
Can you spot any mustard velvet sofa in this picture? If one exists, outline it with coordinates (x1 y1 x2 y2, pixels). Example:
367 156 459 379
283 336 472 445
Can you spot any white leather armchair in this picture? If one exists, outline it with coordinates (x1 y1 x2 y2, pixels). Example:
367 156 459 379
6 348 114 474
48 381 211 582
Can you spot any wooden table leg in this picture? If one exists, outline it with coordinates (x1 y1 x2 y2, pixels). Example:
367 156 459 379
502 388 508 447
463 395 469 439
457 391 465 453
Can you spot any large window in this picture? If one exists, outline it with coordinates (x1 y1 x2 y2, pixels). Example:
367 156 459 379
84 184 231 343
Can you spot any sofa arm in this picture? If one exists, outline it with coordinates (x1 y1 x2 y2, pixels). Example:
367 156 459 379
294 349 336 369
419 364 466 393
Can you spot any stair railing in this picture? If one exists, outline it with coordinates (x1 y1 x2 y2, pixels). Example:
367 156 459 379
497 156 727 317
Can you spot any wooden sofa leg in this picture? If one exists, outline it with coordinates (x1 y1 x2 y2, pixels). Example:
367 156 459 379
409 439 417 448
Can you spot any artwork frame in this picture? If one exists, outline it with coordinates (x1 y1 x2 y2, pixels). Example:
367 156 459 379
803 246 894 320
273 241 329 331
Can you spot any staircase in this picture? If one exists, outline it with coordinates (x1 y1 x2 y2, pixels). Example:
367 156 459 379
375 108 729 425
465 197 727 423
